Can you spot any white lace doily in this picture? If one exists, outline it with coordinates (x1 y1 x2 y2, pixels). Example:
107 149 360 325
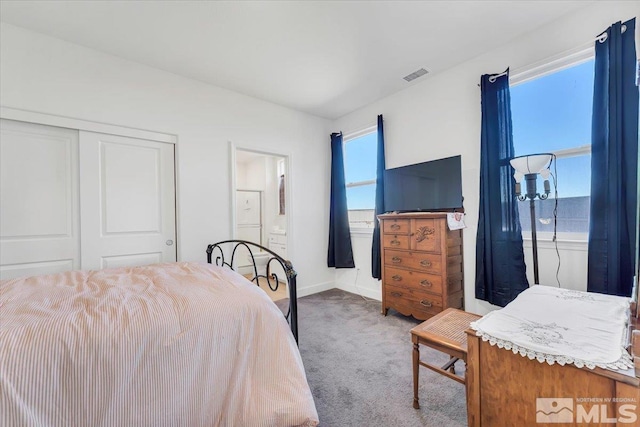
470 286 633 370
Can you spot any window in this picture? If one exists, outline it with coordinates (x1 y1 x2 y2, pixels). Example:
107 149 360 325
344 129 377 228
511 57 594 237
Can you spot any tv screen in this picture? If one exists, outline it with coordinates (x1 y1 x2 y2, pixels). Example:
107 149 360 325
384 155 463 212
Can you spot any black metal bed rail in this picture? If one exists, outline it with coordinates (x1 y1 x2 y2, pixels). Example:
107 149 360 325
206 240 298 344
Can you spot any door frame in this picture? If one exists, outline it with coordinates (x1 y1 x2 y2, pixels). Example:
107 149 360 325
0 107 181 259
229 141 293 262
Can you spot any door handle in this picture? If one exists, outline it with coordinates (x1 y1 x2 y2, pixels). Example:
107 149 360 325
166 240 174 246
391 256 402 264
391 240 401 246
420 259 431 268
420 280 432 288
392 275 402 281
420 300 433 308
390 223 401 230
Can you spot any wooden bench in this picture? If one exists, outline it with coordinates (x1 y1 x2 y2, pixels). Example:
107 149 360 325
410 308 482 409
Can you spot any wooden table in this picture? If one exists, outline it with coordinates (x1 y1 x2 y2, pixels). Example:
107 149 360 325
465 308 640 426
410 308 481 409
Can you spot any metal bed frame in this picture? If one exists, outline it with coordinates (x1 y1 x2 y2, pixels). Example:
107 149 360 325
206 240 298 343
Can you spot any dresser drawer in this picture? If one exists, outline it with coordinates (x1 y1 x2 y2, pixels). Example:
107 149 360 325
383 266 443 295
384 250 441 274
383 219 410 235
410 218 441 253
385 284 443 317
383 234 410 249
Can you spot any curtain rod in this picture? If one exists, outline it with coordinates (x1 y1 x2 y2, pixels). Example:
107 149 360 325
485 23 627 84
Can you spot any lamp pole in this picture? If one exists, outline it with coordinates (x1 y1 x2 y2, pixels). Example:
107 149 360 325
517 172 550 285
511 153 553 286
529 198 539 284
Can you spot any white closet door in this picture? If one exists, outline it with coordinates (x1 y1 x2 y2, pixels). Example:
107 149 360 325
79 131 176 270
0 119 80 279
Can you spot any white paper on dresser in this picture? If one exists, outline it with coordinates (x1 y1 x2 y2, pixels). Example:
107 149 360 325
446 212 466 230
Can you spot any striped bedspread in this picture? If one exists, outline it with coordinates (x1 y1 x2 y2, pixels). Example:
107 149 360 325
0 262 319 427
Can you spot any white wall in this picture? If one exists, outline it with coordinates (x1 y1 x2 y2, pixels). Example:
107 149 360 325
332 2 638 315
238 157 267 192
0 23 334 295
335 230 382 300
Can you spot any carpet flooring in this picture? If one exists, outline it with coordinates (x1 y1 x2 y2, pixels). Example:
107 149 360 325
295 289 468 427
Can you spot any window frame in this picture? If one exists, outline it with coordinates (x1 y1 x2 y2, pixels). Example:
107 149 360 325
343 125 378 231
510 47 595 242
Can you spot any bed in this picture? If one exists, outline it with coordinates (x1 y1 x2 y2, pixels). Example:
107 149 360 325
465 286 639 426
206 240 299 343
0 241 318 427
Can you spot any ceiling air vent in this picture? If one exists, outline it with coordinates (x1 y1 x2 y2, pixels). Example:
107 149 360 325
403 68 429 82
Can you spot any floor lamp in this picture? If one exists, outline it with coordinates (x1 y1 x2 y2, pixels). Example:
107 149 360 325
510 153 553 285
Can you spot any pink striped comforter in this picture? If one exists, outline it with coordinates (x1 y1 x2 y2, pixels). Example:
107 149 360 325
0 262 318 427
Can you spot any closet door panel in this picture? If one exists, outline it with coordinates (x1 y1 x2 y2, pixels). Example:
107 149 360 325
79 131 176 271
101 252 163 269
0 119 80 279
102 141 161 233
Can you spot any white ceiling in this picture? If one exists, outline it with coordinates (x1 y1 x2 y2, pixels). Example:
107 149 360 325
0 1 594 119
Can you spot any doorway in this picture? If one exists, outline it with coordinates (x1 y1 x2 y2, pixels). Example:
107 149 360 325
233 147 290 302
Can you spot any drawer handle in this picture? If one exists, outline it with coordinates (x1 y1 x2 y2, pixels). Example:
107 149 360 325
392 275 402 282
390 223 401 230
420 300 433 308
420 279 432 288
391 256 402 264
420 259 432 268
391 291 402 298
391 240 401 246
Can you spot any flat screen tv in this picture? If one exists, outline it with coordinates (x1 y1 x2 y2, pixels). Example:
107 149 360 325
384 155 463 212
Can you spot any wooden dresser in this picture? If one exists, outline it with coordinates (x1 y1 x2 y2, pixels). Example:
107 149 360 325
378 212 464 320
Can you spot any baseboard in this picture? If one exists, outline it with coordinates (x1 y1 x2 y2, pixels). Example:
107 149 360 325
335 282 382 301
297 281 335 298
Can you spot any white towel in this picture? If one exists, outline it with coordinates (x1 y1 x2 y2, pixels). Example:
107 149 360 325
447 212 466 230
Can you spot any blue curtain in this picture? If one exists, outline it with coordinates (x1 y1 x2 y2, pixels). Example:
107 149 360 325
328 132 355 268
475 71 529 307
587 18 639 297
372 115 386 279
